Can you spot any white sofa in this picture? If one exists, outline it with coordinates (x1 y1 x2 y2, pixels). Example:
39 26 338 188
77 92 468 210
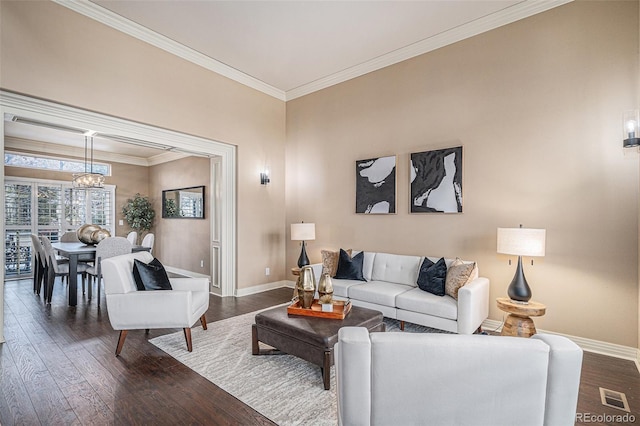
336 327 583 426
311 251 489 334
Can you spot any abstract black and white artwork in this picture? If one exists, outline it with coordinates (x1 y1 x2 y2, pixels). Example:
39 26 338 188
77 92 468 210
355 155 396 214
410 146 462 213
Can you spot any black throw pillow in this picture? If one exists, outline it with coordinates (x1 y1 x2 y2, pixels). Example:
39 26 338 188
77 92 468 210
133 258 173 291
416 257 447 296
333 249 366 281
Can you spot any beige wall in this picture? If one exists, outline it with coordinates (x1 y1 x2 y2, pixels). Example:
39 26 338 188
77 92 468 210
286 1 640 347
0 1 287 289
149 156 211 275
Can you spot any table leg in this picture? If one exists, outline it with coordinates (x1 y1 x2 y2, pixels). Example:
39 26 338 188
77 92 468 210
322 351 331 390
68 254 78 306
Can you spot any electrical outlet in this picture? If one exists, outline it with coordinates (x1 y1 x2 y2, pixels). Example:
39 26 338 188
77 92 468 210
118 219 124 226
265 267 270 276
200 260 204 268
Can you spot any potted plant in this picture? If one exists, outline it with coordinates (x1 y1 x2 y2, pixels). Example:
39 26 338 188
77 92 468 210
122 193 155 244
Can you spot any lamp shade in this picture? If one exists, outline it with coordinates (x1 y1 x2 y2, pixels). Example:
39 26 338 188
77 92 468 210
497 227 546 257
291 223 315 241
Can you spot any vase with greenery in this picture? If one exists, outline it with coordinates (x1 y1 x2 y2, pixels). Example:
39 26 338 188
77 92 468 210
122 193 155 244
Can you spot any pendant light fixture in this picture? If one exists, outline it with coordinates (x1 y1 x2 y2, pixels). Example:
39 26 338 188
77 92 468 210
72 134 105 188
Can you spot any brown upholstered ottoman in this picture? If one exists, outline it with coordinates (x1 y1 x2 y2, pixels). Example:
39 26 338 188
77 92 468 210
252 304 385 390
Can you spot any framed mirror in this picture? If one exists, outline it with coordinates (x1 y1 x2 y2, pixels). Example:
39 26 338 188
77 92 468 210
162 185 205 219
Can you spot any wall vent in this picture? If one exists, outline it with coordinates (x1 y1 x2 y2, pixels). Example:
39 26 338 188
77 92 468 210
599 387 630 412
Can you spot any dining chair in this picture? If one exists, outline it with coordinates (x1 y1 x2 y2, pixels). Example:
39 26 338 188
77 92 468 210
40 236 89 304
30 234 46 295
85 237 132 305
141 233 154 254
59 230 92 289
126 231 138 245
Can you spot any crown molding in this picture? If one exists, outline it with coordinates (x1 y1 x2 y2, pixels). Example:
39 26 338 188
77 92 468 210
286 0 573 100
52 0 286 101
53 0 572 102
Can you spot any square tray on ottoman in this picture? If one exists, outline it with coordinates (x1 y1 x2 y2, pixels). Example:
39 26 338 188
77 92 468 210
252 304 385 390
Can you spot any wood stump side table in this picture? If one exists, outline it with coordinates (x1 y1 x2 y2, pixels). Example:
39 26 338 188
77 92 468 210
496 297 546 338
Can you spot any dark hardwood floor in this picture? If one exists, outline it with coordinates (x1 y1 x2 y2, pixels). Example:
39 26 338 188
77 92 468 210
1 277 639 425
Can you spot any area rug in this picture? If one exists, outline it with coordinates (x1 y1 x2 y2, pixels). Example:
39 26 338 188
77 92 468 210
149 307 448 426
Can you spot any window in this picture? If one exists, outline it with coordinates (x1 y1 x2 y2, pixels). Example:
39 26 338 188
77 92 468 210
4 177 115 278
4 152 110 175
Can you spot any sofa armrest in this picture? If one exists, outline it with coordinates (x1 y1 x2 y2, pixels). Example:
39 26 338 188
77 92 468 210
169 277 210 292
456 277 490 334
531 334 583 426
336 327 372 426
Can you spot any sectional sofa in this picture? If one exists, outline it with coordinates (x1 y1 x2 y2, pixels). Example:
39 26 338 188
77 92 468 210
310 251 490 334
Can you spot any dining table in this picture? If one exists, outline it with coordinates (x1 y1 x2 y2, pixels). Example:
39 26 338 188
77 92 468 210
51 241 150 306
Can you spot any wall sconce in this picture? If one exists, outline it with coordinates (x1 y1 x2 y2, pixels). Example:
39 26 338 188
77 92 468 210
260 170 270 185
623 110 639 148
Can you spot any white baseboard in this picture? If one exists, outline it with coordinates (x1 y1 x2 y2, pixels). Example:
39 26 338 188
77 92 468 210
235 280 292 297
482 319 640 372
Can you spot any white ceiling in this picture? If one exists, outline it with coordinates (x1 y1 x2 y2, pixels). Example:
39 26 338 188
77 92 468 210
60 0 572 100
3 117 187 166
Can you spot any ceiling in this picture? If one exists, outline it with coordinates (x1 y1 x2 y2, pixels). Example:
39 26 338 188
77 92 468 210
6 1 572 157
3 116 187 166
57 0 572 101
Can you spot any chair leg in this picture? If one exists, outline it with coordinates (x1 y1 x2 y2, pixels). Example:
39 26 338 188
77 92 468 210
200 314 208 330
400 321 405 331
97 274 101 307
145 329 150 334
44 269 54 303
115 330 128 356
33 259 40 293
183 328 193 352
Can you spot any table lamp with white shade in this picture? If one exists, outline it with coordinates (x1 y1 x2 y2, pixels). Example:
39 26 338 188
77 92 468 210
497 225 546 304
291 222 316 268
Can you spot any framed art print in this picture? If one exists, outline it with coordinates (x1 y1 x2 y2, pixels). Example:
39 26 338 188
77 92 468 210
355 155 396 214
410 146 462 213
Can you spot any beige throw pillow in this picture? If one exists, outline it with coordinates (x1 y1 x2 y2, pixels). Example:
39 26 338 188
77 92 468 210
321 249 352 276
445 258 478 300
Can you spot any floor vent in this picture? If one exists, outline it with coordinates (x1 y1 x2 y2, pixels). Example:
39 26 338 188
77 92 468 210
599 387 630 412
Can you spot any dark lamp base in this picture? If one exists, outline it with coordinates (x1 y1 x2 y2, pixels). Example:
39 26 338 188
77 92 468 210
507 256 532 303
297 241 310 268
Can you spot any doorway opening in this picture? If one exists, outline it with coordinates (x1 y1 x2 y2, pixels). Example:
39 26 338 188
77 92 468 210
0 90 237 343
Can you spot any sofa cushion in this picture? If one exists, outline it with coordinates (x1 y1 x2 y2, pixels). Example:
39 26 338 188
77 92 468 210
348 281 413 307
321 249 352 276
445 258 477 300
332 279 365 298
371 253 421 286
396 287 458 320
353 251 376 281
335 249 366 281
416 257 447 296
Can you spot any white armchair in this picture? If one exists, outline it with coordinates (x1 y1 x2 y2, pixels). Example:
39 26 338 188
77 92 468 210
335 327 583 426
101 251 210 355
